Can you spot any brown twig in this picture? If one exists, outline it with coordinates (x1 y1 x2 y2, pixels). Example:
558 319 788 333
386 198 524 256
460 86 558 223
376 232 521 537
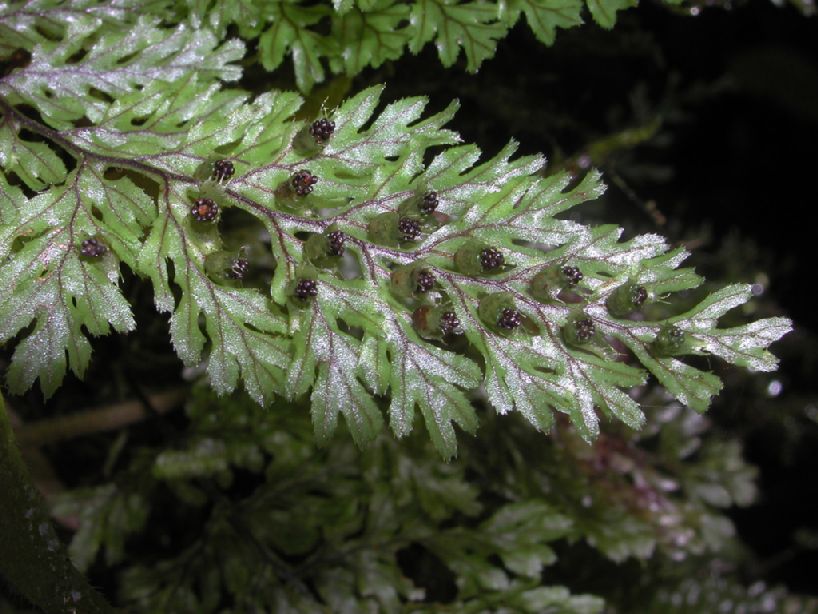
13 389 187 447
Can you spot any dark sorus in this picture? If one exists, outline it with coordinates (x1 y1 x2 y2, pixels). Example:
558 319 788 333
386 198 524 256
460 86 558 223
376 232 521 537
562 266 583 286
191 198 219 222
227 258 249 280
294 278 318 300
480 247 504 271
439 311 462 336
415 269 435 293
398 217 422 242
212 159 235 182
631 285 648 307
310 119 335 144
80 238 107 258
327 231 347 256
419 191 439 215
291 170 318 196
574 318 595 342
497 307 522 330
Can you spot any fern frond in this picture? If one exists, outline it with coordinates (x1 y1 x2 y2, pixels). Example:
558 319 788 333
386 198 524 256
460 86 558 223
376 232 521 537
0 10 790 456
175 0 655 92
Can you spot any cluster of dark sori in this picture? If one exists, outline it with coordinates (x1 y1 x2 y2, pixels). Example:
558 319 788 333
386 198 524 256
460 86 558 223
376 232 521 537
80 237 107 258
191 198 219 222
398 217 422 242
562 265 583 286
291 169 318 196
309 118 335 144
419 191 439 215
327 230 347 256
212 159 235 182
439 311 462 336
497 307 522 330
415 269 435 293
480 247 504 271
227 258 249 280
294 278 318 300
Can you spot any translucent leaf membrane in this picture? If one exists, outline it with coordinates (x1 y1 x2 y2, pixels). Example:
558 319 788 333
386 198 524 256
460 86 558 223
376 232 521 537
0 0 142 55
0 11 790 455
0 163 144 397
0 2 243 129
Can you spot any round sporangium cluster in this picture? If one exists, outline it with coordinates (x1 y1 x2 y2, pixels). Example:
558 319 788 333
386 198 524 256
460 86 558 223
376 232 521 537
398 217 422 242
497 307 522 330
574 318 595 342
227 258 249 280
665 326 684 344
294 278 318 300
478 293 519 332
310 119 335 144
291 170 318 196
607 282 650 317
327 230 347 257
439 311 462 336
80 238 107 258
191 198 219 222
414 306 464 338
419 191 439 215
562 266 583 286
415 269 435 293
630 285 648 307
480 247 504 271
212 159 235 182
390 264 434 298
653 325 686 356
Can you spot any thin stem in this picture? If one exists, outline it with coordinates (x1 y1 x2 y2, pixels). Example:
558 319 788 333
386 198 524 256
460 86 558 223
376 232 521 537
14 389 186 447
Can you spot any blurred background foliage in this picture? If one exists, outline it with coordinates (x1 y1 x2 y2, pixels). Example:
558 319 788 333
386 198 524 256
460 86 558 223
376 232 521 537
2 0 818 611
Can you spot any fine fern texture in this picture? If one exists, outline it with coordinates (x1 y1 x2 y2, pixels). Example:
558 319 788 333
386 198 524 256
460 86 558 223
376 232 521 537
0 1 790 458
42 386 818 613
172 0 655 92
